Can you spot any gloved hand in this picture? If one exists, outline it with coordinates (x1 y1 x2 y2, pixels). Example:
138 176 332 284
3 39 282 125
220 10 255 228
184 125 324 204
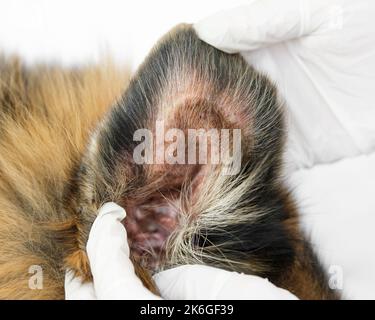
194 0 332 53
65 202 160 300
194 0 375 170
154 265 297 300
65 202 297 300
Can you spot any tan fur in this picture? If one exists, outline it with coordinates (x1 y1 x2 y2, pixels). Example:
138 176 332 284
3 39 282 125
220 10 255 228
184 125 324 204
0 56 129 299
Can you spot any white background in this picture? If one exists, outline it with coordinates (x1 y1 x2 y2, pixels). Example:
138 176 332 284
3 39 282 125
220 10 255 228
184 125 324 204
0 0 247 69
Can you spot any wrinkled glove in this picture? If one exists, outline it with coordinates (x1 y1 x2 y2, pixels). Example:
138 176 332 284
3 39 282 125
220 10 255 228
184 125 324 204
194 0 375 169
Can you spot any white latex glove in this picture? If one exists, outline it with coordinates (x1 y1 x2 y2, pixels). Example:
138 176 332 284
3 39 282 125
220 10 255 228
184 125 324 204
194 0 375 170
65 202 297 300
194 0 331 53
65 202 161 300
153 265 298 300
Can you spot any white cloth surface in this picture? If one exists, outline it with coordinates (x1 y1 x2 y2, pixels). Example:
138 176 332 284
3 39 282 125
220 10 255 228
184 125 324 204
289 152 375 299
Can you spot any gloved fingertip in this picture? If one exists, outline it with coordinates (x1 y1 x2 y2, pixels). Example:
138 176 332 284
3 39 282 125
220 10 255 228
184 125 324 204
194 19 236 54
98 202 126 221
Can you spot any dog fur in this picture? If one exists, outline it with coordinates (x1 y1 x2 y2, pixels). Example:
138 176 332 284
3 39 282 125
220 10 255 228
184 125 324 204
0 25 338 299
